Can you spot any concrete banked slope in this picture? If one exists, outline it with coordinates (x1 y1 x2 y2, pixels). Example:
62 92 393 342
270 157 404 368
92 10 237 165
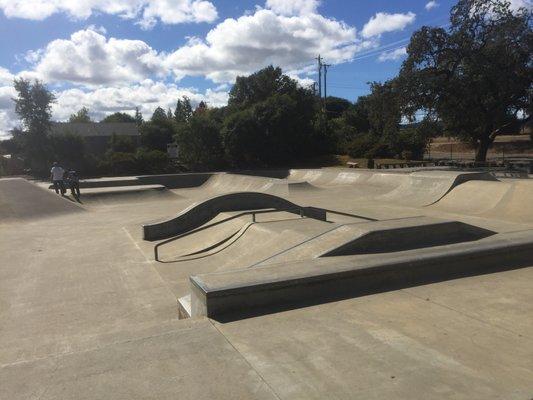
287 169 497 206
0 178 84 221
429 179 533 223
256 216 495 265
142 191 326 240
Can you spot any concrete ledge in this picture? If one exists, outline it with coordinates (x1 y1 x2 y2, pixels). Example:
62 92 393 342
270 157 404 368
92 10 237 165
77 184 167 196
136 173 213 189
48 173 214 189
189 230 533 320
142 192 327 241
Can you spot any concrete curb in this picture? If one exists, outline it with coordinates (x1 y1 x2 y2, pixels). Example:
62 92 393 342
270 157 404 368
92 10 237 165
189 230 533 320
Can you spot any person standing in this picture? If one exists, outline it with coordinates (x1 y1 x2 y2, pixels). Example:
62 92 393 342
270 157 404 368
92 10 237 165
67 170 81 198
50 162 66 195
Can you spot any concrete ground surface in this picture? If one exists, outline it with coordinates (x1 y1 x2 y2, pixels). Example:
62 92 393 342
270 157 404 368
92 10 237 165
1 168 532 399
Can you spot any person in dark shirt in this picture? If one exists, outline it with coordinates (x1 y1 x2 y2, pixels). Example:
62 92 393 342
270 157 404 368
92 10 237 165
67 170 81 198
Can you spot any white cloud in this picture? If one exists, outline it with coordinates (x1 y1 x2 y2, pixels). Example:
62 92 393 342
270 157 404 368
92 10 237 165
2 4 409 137
265 0 320 16
165 9 369 83
377 47 407 62
0 76 228 138
0 77 18 139
0 0 218 29
51 80 228 122
508 0 533 11
425 1 439 11
138 0 217 29
0 67 14 86
0 68 17 139
361 12 416 38
27 28 166 85
23 12 364 87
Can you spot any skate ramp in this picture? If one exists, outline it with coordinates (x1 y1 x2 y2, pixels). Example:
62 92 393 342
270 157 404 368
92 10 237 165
200 173 288 195
257 216 495 265
143 192 327 241
157 217 331 268
78 185 180 205
76 173 213 189
430 180 533 223
154 213 253 262
288 169 497 207
0 178 84 221
287 181 323 193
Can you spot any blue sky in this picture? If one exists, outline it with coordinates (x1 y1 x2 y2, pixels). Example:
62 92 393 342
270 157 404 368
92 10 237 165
1 0 520 138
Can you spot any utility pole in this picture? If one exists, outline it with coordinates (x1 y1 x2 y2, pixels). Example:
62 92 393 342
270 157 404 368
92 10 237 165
323 63 331 111
315 55 322 99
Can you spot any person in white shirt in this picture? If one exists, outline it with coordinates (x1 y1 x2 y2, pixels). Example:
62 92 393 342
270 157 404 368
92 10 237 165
50 162 66 195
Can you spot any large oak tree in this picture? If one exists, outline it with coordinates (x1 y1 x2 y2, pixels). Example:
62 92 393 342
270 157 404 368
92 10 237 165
399 0 532 161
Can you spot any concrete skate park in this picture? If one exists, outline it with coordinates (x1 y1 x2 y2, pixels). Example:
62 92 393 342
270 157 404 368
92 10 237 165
1 168 532 399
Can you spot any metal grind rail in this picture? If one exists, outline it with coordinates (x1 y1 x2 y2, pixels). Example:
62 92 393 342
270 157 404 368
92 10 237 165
153 208 306 262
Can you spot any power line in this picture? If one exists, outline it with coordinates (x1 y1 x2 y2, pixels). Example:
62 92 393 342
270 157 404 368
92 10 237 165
348 21 451 63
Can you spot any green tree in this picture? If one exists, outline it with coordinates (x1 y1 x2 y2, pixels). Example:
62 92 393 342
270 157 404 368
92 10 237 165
151 106 168 122
174 96 193 124
140 119 175 152
108 133 135 153
12 78 56 175
345 81 402 158
175 112 224 170
344 96 371 134
49 132 86 170
134 107 144 126
100 152 137 175
222 66 319 166
347 132 378 158
195 101 208 114
229 66 298 107
101 112 136 123
13 78 56 134
135 148 170 174
69 107 91 123
366 81 402 142
0 129 24 155
221 108 262 166
399 0 532 161
325 97 352 119
327 117 358 154
223 92 317 166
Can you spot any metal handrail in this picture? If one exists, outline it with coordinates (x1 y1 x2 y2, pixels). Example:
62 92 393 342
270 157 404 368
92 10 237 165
153 208 303 262
153 207 375 262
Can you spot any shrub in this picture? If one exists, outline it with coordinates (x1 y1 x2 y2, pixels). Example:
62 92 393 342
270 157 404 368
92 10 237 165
135 149 170 174
347 133 377 158
99 152 137 175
